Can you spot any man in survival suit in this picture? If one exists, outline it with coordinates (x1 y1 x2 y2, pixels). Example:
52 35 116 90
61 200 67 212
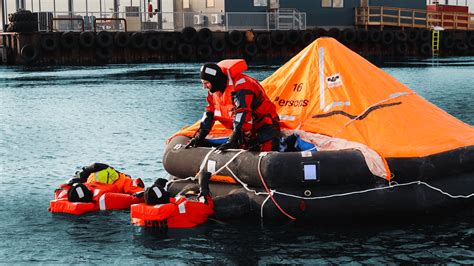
131 171 214 229
59 163 145 203
186 61 280 152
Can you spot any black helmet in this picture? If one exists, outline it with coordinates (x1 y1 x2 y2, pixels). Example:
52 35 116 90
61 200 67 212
67 183 93 202
200 63 228 93
144 185 170 205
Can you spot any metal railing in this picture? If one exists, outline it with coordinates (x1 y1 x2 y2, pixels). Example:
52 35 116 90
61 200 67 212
30 10 306 32
356 6 474 30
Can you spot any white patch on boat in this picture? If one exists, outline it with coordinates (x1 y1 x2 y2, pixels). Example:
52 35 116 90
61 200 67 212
303 164 317 181
207 160 216 173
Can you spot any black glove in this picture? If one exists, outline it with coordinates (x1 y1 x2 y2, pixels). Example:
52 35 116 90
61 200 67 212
66 177 83 185
133 191 144 198
217 130 241 151
185 137 201 149
185 132 208 149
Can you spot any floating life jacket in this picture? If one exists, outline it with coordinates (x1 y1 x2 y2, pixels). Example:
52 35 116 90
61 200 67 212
131 196 214 228
49 181 144 215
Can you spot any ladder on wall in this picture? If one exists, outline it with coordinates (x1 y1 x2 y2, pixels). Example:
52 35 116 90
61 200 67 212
432 30 440 56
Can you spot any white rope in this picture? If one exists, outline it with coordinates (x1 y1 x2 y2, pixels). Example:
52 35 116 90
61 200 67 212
261 194 272 219
273 180 474 200
212 149 247 175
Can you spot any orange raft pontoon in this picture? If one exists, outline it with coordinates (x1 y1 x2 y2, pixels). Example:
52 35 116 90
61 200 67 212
163 38 474 221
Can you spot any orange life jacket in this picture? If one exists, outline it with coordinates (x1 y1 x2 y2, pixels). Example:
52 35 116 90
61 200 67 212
205 59 278 132
130 196 214 228
49 176 144 215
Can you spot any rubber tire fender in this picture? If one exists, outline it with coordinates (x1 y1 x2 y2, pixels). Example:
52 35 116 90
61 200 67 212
162 35 177 52
79 32 95 48
228 30 243 47
211 38 226 52
181 27 197 43
243 43 258 57
41 34 59 52
20 44 39 63
197 44 213 60
96 31 113 48
419 42 431 56
286 30 299 45
356 30 369 42
256 33 272 50
395 43 409 55
61 31 76 49
197 28 212 44
177 43 193 60
131 32 146 49
382 31 394 45
146 33 161 51
300 30 315 46
271 30 286 46
395 31 407 43
369 30 382 43
418 29 430 42
342 29 356 44
406 28 419 43
114 32 130 48
328 28 341 40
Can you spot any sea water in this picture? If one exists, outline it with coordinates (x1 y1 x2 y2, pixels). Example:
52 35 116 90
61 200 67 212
0 58 473 263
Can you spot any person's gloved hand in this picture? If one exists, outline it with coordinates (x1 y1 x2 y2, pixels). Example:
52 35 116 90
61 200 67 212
216 140 237 151
185 136 206 149
66 177 82 185
132 191 144 198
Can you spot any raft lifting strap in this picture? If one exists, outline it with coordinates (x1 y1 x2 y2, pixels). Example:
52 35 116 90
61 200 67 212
167 147 474 222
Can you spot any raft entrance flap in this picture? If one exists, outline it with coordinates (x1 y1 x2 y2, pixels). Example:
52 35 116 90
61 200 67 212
302 161 320 182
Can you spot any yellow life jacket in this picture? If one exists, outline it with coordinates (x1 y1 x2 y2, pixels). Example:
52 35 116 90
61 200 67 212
89 167 119 184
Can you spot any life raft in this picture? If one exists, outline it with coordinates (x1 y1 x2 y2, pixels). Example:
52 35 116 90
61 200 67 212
131 196 214 228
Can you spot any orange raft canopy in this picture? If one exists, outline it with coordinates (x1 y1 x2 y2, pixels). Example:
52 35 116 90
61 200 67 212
174 37 474 181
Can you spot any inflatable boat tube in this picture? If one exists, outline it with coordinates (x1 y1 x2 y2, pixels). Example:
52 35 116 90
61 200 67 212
164 136 376 189
167 172 474 221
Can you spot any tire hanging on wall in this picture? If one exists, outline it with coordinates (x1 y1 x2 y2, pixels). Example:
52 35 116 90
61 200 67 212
146 33 161 51
96 31 113 48
228 30 243 47
41 34 59 52
162 35 177 52
395 42 409 55
286 30 299 45
256 33 272 51
60 31 76 49
356 30 369 42
300 30 315 46
382 31 394 45
79 31 95 48
419 42 431 56
197 44 213 60
243 43 257 57
406 28 419 43
20 44 39 63
114 32 130 48
197 28 212 44
131 32 146 49
328 28 341 40
177 43 193 59
181 27 197 43
418 29 430 42
211 38 226 52
271 31 286 46
369 30 382 43
342 29 356 44
395 31 408 43
467 34 474 49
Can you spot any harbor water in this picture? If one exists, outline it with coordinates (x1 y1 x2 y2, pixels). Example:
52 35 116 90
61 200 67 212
0 58 473 263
